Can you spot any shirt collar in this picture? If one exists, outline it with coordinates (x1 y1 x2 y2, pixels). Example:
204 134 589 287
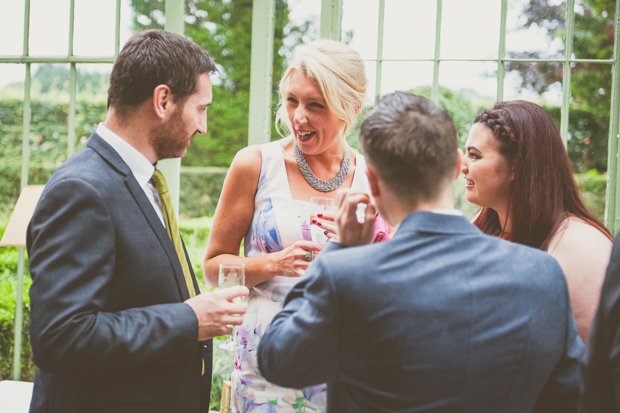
96 123 156 186
431 208 463 216
392 208 463 235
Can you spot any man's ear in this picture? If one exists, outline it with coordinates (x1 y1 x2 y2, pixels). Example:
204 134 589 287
152 84 172 120
366 164 381 198
454 148 463 181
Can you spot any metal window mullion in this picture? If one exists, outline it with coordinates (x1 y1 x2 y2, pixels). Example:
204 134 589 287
374 0 385 103
0 56 117 64
159 0 186 216
115 0 122 56
13 0 32 381
68 65 77 156
320 0 343 41
68 0 76 157
247 0 275 147
432 0 443 103
359 57 614 64
496 0 508 101
604 0 620 233
560 0 576 146
69 0 75 56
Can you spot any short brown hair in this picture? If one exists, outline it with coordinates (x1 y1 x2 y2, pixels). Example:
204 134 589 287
360 92 458 203
107 29 217 113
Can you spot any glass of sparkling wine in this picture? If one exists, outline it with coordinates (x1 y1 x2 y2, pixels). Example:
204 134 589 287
310 197 335 243
218 263 245 352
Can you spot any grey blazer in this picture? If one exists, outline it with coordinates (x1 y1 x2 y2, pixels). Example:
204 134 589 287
27 132 211 413
258 211 584 413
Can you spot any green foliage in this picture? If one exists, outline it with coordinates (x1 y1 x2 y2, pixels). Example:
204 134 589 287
508 0 615 172
0 98 107 215
0 223 34 381
347 87 480 154
209 339 235 410
543 105 609 173
410 86 480 146
575 169 608 223
179 167 228 218
179 216 214 285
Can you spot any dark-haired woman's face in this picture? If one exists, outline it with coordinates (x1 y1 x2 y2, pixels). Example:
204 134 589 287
462 123 513 214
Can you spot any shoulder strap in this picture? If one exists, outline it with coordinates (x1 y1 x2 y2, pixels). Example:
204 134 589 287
260 141 304 248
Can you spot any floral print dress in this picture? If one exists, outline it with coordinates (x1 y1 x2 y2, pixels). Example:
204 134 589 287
230 140 371 413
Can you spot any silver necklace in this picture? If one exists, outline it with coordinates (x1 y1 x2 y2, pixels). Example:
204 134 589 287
294 140 350 192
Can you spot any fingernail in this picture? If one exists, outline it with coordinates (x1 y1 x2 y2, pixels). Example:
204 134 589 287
324 231 328 235
311 219 316 224
317 222 322 227
317 213 323 218
373 231 385 243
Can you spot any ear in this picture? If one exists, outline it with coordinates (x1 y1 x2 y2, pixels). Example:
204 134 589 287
454 148 463 181
510 161 516 183
366 164 381 198
152 84 172 120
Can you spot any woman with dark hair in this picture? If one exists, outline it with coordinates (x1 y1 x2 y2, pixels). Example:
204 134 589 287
461 100 613 342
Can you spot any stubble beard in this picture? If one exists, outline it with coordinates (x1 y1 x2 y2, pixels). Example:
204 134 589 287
152 106 192 160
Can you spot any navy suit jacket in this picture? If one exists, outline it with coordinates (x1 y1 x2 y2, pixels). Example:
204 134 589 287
26 133 211 413
258 211 584 413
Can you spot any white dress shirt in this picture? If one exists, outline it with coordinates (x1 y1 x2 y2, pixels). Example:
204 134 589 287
96 123 166 227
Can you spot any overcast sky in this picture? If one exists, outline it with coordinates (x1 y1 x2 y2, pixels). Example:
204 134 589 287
0 0 566 104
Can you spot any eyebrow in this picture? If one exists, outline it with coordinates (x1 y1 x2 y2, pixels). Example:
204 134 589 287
466 146 481 153
286 90 325 103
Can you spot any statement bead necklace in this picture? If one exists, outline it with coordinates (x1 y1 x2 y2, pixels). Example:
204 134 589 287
294 140 350 192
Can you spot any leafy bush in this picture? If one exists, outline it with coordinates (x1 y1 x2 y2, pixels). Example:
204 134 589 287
179 167 228 219
0 98 107 216
0 223 34 381
575 169 608 223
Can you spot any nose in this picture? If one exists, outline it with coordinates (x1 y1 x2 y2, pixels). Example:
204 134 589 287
461 155 469 175
197 112 207 135
293 105 307 127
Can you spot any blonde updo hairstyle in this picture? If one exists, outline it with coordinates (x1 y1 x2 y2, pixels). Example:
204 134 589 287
275 39 368 142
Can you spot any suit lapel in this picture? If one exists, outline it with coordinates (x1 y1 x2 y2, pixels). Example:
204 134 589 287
88 132 193 300
124 176 192 300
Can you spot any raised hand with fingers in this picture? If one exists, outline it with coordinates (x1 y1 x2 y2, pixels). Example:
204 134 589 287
184 285 249 341
335 189 377 248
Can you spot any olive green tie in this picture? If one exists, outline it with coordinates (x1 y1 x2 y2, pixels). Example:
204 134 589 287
151 169 197 298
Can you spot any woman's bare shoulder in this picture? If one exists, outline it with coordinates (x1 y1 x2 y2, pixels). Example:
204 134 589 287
548 216 612 257
231 144 262 171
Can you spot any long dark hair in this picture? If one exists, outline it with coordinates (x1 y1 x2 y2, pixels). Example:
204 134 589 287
472 100 611 249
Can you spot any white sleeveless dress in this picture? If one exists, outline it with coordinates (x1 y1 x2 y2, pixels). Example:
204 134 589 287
231 140 369 412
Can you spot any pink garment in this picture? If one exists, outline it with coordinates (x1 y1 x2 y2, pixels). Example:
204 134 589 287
373 213 390 242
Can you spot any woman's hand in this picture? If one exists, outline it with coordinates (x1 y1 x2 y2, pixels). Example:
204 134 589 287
312 210 338 241
272 240 324 277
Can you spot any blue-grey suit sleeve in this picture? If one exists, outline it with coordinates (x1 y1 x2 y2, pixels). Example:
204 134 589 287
257 241 345 389
532 288 584 413
27 179 198 374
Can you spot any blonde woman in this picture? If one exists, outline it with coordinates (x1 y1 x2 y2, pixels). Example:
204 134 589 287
204 40 386 412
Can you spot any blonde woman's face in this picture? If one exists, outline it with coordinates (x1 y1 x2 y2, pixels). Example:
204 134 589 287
285 71 344 155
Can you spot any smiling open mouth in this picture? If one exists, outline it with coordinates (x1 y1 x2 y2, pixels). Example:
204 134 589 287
298 131 316 140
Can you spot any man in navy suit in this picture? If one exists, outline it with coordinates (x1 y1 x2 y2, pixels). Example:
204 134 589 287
580 232 620 412
257 92 584 412
27 30 248 413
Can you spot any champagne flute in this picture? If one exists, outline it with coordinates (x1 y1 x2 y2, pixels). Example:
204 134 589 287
310 197 335 243
218 263 245 352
